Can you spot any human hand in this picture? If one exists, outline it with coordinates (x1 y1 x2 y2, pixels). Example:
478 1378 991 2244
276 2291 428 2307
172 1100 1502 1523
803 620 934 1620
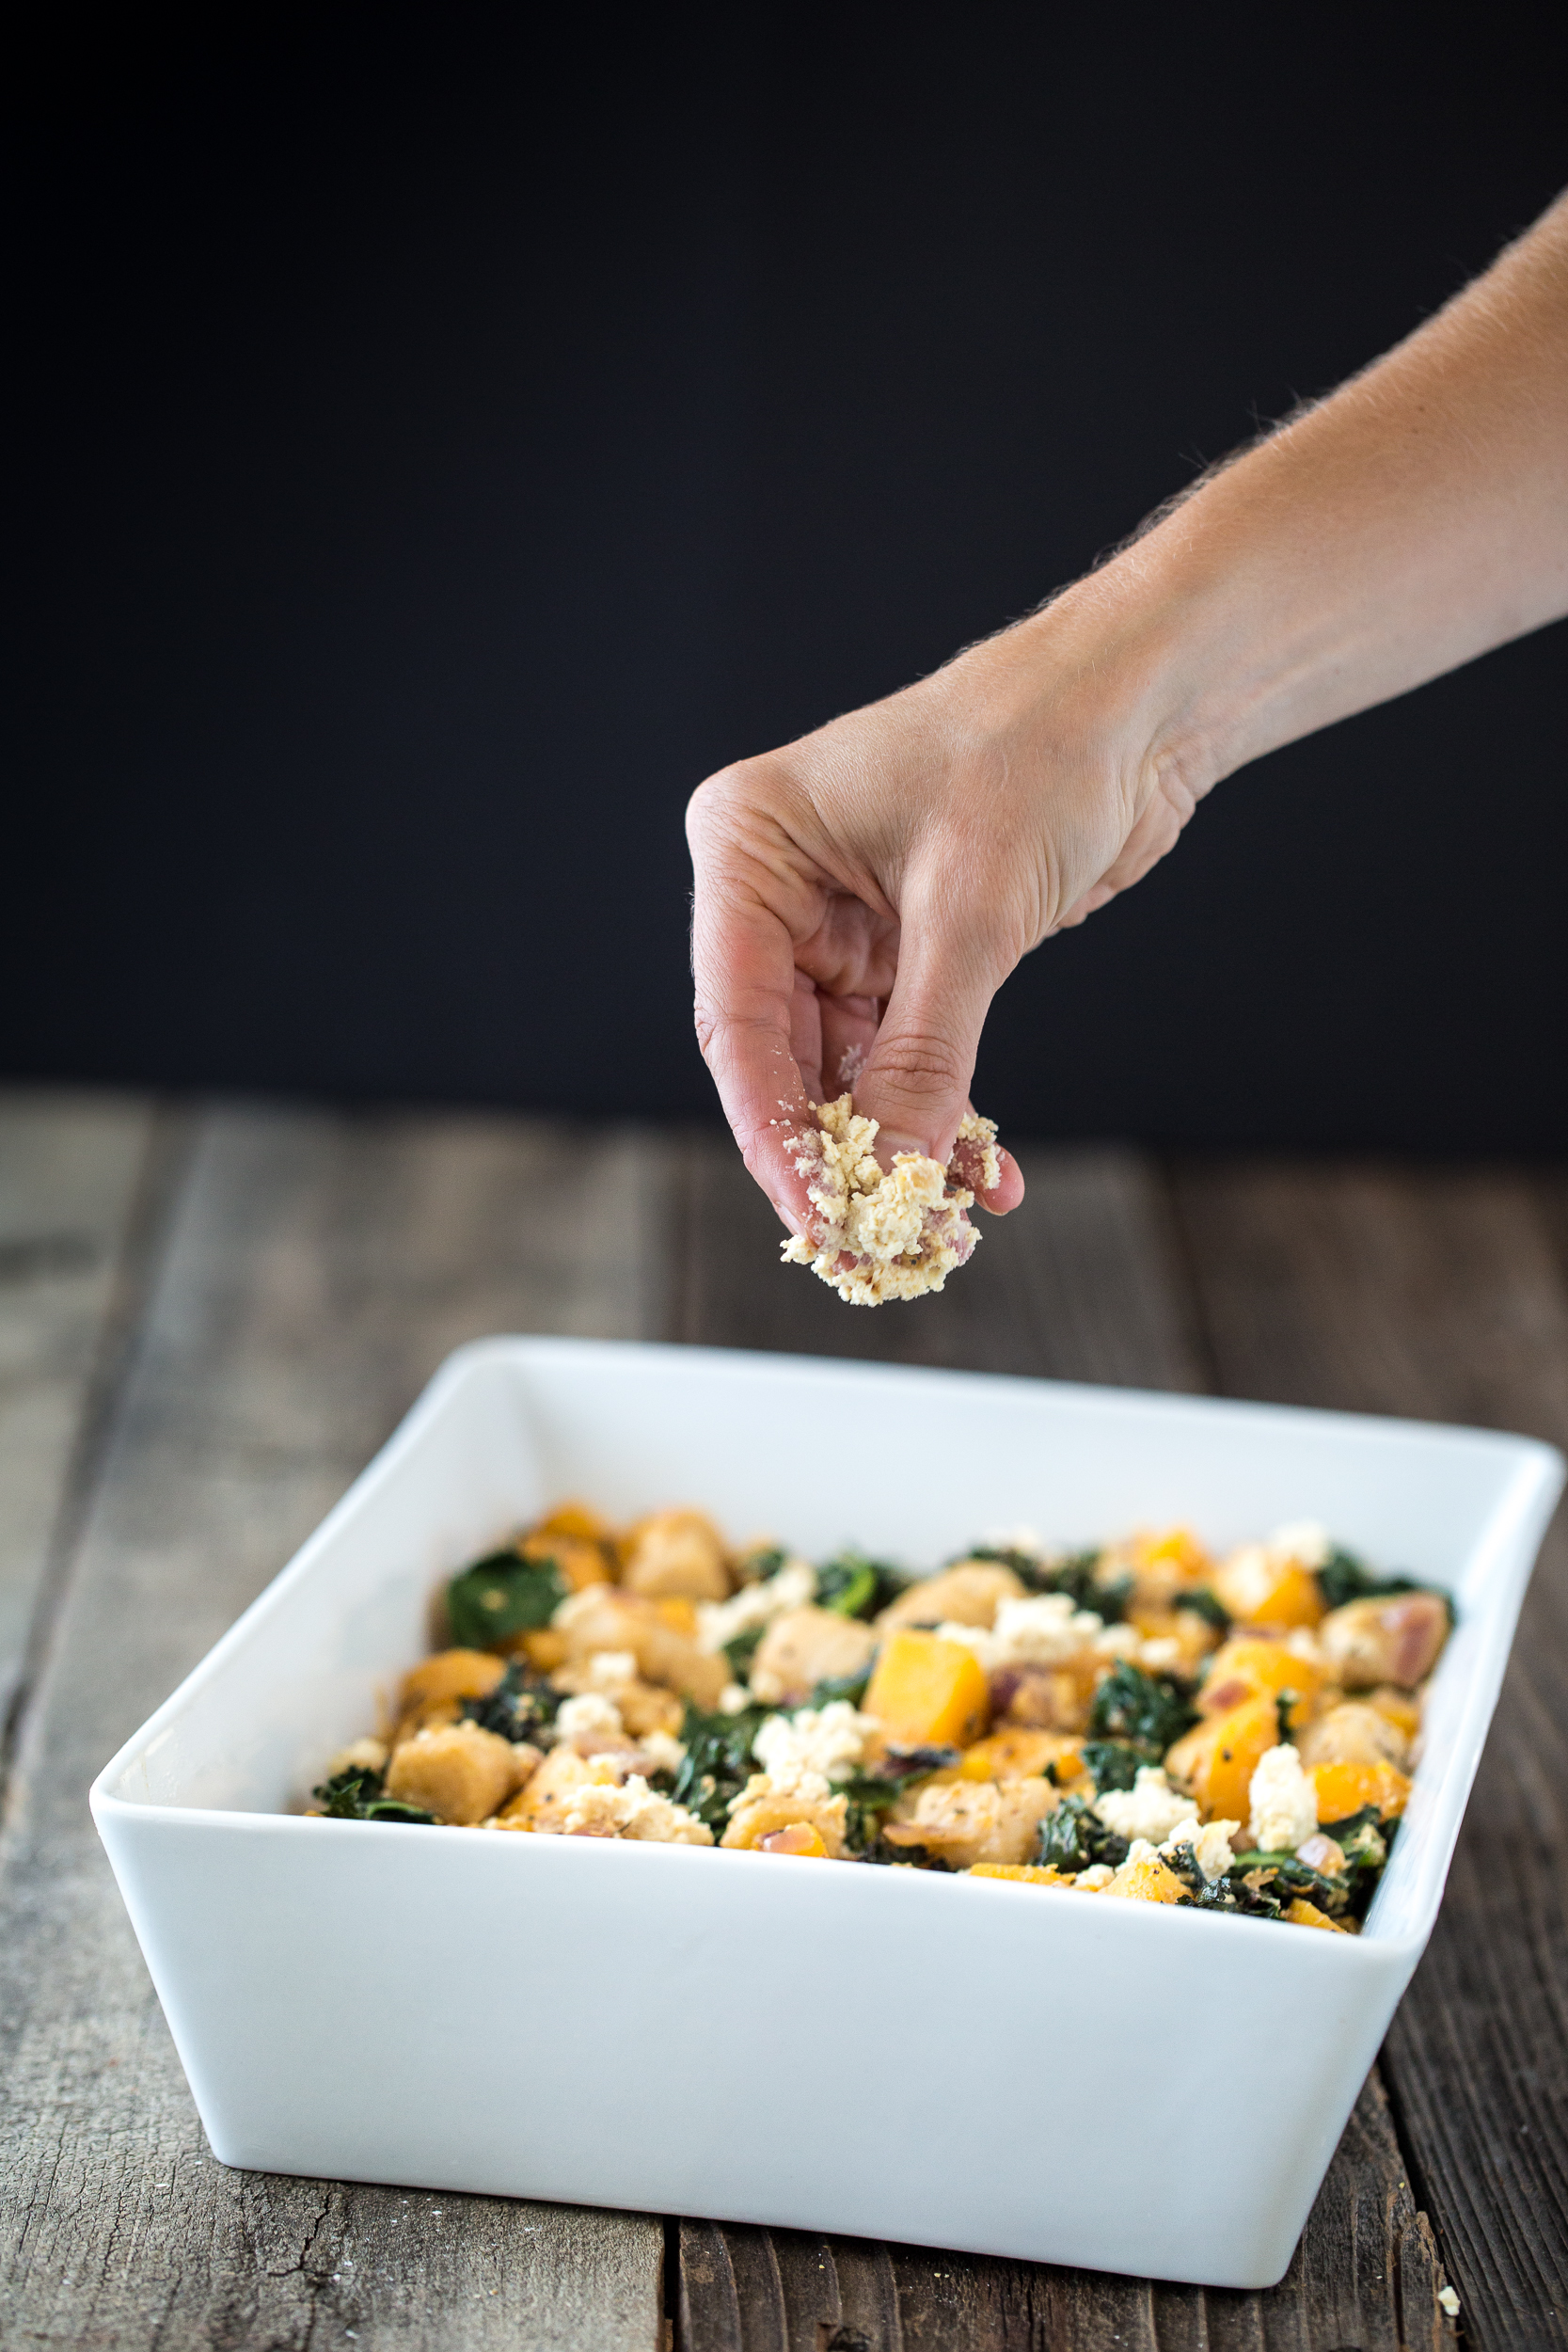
687 580 1208 1235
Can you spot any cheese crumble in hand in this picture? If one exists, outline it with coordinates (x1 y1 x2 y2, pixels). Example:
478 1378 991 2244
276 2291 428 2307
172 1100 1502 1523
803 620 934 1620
780 1096 1003 1306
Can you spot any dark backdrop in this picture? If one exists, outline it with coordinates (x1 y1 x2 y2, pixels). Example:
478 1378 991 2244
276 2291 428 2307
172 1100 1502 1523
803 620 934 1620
7 9 1565 1149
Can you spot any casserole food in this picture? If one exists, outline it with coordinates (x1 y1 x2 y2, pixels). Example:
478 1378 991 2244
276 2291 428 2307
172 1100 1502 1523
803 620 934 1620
90 1338 1562 2287
310 1500 1449 1933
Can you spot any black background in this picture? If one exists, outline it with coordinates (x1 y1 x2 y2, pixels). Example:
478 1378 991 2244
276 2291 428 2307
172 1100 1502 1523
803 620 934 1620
7 9 1564 1149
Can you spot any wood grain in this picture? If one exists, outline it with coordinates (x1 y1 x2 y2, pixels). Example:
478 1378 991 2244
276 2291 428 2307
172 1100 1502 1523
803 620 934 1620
0 1089 164 1742
0 1104 669 2352
671 1137 1456 2351
1172 1159 1568 2351
672 1133 1206 1390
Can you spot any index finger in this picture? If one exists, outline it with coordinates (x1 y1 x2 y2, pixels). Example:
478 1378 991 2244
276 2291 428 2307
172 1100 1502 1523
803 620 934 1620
690 876 821 1236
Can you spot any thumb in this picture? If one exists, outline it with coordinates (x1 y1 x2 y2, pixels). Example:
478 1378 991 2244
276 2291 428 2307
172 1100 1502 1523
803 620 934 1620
851 918 996 1172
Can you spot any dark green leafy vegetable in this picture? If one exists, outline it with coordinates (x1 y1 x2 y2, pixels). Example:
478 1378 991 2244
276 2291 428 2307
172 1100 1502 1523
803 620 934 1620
1228 1850 1352 1917
1175 1587 1230 1632
446 1550 567 1651
461 1661 562 1744
838 1746 959 1853
1275 1690 1300 1746
722 1623 767 1677
816 1550 907 1621
1314 1547 1421 1613
311 1766 436 1825
811 1667 874 1709
1082 1739 1141 1795
735 1544 787 1583
1037 1794 1131 1873
968 1544 1132 1624
668 1701 772 1833
1087 1661 1197 1758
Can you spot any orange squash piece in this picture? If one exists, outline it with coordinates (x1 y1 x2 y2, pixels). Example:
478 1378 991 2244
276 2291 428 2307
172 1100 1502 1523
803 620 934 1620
399 1649 508 1709
1164 1694 1279 1823
1102 1851 1187 1904
1311 1758 1412 1824
1284 1897 1349 1932
757 1823 829 1857
517 1628 569 1672
1198 1638 1325 1728
969 1863 1072 1885
1212 1551 1325 1630
863 1629 990 1748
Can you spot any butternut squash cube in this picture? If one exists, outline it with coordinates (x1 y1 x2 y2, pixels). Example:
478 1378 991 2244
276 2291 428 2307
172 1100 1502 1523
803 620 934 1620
1164 1694 1279 1823
1310 1757 1412 1825
1212 1549 1325 1630
399 1648 508 1711
863 1629 990 1748
757 1823 830 1857
968 1863 1072 1885
1102 1851 1187 1904
1198 1637 1324 1727
1284 1897 1349 1932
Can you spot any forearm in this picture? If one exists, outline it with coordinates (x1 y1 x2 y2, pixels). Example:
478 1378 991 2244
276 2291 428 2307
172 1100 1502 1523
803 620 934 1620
1037 190 1568 807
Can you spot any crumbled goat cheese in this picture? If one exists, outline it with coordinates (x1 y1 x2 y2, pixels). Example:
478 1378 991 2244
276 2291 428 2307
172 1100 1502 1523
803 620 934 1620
718 1682 752 1715
553 1692 625 1748
779 1096 1000 1307
558 1771 713 1844
639 1729 688 1775
1095 1766 1200 1847
1248 1743 1319 1853
1162 1816 1240 1883
1091 1622 1144 1660
729 1761 834 1810
697 1559 816 1655
752 1700 875 1785
584 1649 638 1692
1269 1518 1333 1568
937 1592 1105 1673
1074 1864 1116 1891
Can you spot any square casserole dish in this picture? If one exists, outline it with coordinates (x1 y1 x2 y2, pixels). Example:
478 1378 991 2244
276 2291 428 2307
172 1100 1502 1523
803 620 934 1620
91 1338 1562 2289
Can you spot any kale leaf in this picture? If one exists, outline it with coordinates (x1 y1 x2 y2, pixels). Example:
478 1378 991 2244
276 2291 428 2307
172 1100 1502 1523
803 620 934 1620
1087 1661 1196 1758
1082 1739 1141 1795
1314 1547 1421 1613
837 1745 959 1854
736 1544 787 1583
1174 1587 1230 1632
968 1544 1132 1625
461 1661 562 1744
816 1550 908 1621
722 1622 767 1677
446 1549 568 1650
811 1667 874 1709
668 1701 772 1833
311 1765 436 1825
1037 1793 1130 1873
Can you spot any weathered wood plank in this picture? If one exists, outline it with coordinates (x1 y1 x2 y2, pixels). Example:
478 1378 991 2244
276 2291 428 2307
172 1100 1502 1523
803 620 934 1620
672 1137 1454 2350
0 1104 670 2352
0 1089 161 1740
675 2076 1446 2352
1172 1159 1568 2351
673 1133 1206 1389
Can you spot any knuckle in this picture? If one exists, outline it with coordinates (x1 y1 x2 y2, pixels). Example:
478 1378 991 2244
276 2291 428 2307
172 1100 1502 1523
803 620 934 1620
867 1031 968 1101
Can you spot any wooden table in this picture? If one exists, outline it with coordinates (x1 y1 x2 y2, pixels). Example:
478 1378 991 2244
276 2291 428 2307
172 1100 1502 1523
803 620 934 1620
2 1090 1564 2351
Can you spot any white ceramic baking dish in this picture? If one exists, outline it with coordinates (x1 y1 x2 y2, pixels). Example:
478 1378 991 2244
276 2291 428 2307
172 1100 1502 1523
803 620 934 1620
91 1338 1562 2288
